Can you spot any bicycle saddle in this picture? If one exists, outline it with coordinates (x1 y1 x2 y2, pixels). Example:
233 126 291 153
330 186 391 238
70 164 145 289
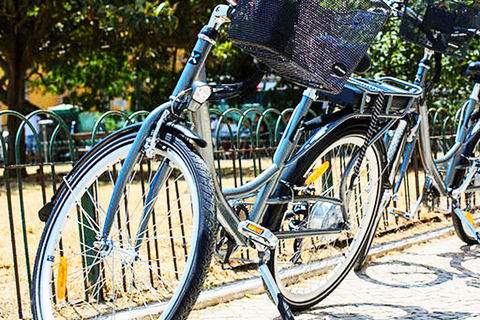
466 62 480 77
354 54 372 75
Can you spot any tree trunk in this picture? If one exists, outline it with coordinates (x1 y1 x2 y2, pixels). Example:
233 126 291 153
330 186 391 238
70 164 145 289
6 23 28 167
6 70 26 166
5 6 29 167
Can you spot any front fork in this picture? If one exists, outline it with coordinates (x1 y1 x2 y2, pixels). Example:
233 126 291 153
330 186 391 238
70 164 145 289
134 158 173 251
101 102 172 242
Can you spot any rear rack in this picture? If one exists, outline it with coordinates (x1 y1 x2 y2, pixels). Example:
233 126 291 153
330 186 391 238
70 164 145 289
319 76 423 118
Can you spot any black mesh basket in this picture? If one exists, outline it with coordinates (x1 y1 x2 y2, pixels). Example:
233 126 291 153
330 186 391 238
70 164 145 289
228 0 391 94
400 0 480 58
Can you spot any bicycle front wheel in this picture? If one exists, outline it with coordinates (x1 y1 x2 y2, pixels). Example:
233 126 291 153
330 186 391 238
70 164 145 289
268 126 384 310
32 128 216 320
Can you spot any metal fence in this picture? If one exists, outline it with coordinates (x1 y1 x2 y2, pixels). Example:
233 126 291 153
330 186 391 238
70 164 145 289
0 106 456 318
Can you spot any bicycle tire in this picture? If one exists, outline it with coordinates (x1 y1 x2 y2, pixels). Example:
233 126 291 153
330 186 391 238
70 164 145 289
266 124 385 311
354 121 408 272
451 130 480 245
32 127 216 320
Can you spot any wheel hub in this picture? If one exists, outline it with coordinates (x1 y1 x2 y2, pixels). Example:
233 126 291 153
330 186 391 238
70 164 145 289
93 239 138 264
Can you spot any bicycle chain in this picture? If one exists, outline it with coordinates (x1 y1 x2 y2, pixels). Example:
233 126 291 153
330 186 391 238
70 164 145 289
350 90 385 186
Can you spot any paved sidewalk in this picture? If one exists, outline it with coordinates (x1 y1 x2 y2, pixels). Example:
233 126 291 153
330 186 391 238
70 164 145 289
190 235 480 319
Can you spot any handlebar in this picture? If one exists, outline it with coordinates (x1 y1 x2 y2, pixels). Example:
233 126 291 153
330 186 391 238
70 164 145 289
388 0 480 37
208 65 266 102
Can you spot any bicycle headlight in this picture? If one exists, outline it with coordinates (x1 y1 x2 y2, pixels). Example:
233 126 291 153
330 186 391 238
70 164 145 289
188 81 212 112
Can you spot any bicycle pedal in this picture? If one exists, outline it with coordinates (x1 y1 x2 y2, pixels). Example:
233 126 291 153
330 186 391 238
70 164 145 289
238 221 278 251
389 208 413 220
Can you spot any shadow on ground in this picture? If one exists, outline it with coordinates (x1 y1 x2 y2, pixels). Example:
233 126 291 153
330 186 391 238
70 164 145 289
355 260 453 288
274 303 478 319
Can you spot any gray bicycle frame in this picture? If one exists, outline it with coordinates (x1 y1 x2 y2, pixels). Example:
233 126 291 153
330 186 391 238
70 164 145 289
381 49 480 207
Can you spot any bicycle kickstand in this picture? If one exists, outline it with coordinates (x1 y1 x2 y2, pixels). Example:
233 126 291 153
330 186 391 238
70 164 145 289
238 221 296 320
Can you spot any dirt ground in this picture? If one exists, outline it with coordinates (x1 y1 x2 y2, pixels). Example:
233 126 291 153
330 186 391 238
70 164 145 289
0 157 468 319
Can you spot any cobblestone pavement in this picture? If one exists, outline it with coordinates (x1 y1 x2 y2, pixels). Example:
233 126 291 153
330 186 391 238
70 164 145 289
190 235 480 319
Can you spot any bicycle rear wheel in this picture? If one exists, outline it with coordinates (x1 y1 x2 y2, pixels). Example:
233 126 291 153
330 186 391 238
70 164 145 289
32 128 216 320
268 125 384 310
452 134 480 245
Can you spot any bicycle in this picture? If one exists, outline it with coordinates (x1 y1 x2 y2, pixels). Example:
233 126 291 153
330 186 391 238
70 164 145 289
30 0 477 320
349 0 480 269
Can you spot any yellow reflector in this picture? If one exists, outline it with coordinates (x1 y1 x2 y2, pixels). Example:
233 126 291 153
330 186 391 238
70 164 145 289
247 223 264 235
305 161 330 185
57 257 68 300
393 209 404 216
466 211 475 226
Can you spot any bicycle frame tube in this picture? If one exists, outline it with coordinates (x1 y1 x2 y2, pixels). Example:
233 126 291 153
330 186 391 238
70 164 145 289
445 85 480 187
250 89 319 223
386 49 480 198
419 81 479 196
393 49 449 196
172 5 230 98
418 99 448 195
219 89 318 225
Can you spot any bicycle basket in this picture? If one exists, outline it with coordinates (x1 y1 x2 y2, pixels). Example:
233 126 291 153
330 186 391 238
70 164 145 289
228 0 391 94
400 0 480 58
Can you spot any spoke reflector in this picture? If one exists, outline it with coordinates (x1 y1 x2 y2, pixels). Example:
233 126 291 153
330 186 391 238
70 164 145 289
305 161 330 185
466 211 474 226
57 257 68 300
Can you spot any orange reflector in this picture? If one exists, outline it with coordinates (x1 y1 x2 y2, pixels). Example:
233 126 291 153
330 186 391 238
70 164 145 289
247 223 264 235
57 257 68 300
466 211 474 226
393 209 405 216
305 161 330 185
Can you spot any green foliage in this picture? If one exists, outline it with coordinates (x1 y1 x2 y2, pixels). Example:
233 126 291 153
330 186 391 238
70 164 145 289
28 1 179 111
31 0 237 111
367 18 480 116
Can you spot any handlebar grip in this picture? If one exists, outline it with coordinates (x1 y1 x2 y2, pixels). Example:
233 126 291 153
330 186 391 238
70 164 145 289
209 65 266 101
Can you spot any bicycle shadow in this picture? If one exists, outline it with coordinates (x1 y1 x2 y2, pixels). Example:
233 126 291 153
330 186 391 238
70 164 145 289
272 303 478 319
439 244 480 288
355 260 453 288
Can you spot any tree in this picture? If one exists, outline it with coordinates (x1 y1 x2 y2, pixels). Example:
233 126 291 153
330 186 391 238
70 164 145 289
37 0 270 113
368 19 480 117
37 0 223 112
0 0 176 163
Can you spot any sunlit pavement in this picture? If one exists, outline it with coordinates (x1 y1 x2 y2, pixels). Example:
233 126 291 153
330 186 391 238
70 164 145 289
190 234 480 319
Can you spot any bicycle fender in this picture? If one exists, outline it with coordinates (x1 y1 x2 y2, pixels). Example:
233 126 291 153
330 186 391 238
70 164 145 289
285 116 388 186
165 122 208 148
